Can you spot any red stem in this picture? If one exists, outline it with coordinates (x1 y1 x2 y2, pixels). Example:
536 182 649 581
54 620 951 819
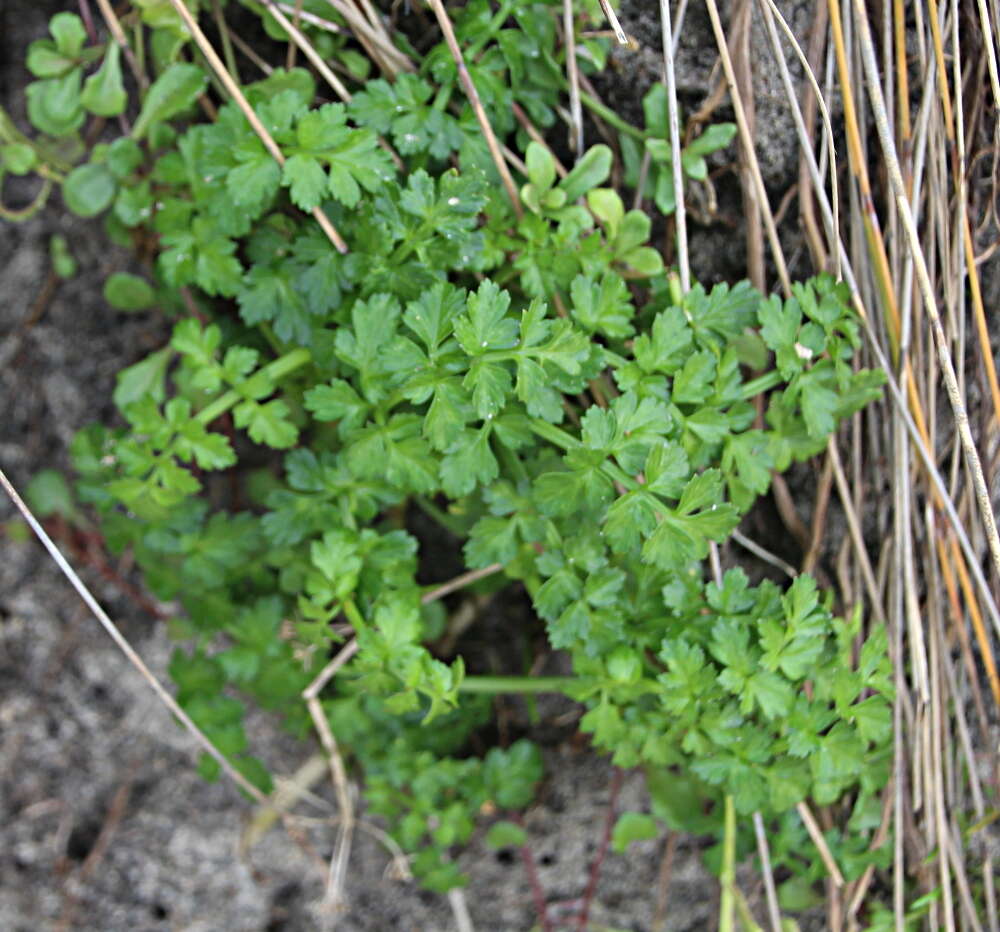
513 814 552 932
77 0 98 41
576 767 625 930
49 518 169 621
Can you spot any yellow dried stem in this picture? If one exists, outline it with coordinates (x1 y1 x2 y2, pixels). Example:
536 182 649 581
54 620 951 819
948 534 1000 707
827 0 902 359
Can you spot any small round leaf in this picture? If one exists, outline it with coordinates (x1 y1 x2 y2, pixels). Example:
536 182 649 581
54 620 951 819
104 272 156 311
26 41 75 79
63 162 116 217
610 812 658 853
49 234 77 279
26 72 85 137
106 136 143 178
26 469 76 520
131 63 207 140
1 143 37 175
485 821 527 850
49 13 87 58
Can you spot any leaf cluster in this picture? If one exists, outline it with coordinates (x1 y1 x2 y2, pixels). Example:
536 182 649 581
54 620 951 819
10 2 891 899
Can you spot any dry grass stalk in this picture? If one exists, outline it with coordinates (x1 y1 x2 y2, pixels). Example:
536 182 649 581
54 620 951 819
93 0 148 90
563 0 584 156
729 0 763 290
319 0 413 75
263 0 353 101
751 811 782 932
797 800 845 887
659 0 690 290
703 0 792 297
0 467 270 804
852 0 1000 600
596 0 628 46
425 0 523 218
303 638 361 919
741 0 1000 925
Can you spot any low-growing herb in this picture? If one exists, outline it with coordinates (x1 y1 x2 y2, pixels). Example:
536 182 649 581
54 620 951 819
4 2 893 911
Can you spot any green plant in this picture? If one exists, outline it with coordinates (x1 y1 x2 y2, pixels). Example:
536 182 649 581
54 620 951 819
7 1 893 912
620 82 738 216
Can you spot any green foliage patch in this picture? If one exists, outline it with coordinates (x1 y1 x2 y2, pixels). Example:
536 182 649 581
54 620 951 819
4 1 895 916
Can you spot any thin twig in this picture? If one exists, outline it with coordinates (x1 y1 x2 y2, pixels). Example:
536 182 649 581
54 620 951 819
421 563 504 604
801 453 834 575
731 529 798 578
448 888 476 932
659 0 689 290
515 815 552 932
752 811 783 932
211 0 241 84
512 103 569 177
303 638 360 918
227 28 274 76
575 768 624 930
797 800 845 887
651 831 678 931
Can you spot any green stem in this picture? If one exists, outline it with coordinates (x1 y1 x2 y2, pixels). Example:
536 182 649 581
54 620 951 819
211 0 241 84
413 495 472 538
467 0 517 58
432 82 453 112
577 90 647 141
604 350 781 401
497 441 529 485
0 176 53 221
739 369 784 400
527 418 638 490
342 598 366 631
196 347 312 425
259 322 284 357
458 675 578 694
389 218 434 265
528 417 581 451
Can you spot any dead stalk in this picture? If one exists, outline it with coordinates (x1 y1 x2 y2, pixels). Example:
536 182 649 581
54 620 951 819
426 0 523 219
0 467 269 805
